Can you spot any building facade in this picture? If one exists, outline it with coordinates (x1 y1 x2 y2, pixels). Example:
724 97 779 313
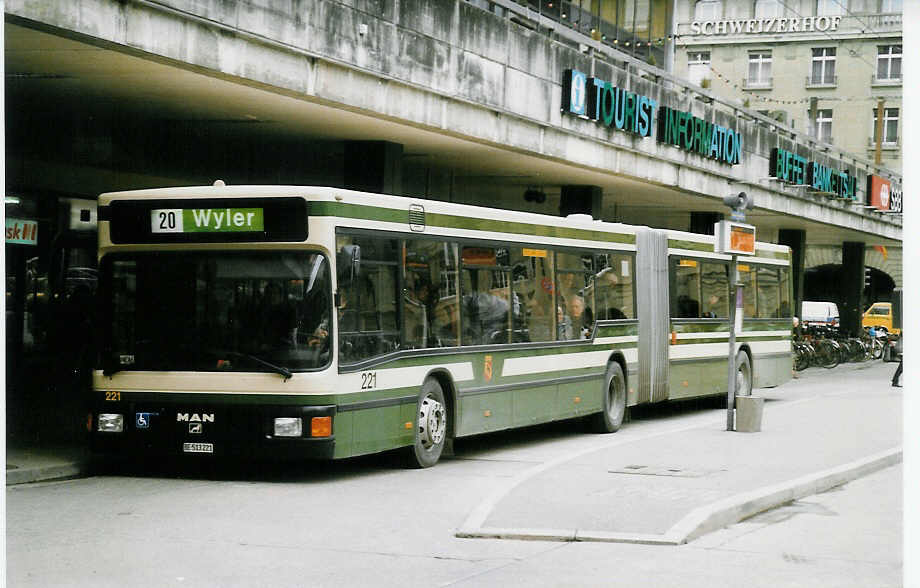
673 0 902 172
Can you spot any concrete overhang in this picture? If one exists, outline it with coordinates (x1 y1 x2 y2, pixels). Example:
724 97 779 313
4 11 902 248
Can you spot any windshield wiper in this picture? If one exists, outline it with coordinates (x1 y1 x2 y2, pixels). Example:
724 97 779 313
221 350 293 381
103 342 293 380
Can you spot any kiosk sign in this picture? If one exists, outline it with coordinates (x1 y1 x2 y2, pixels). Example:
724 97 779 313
6 218 38 245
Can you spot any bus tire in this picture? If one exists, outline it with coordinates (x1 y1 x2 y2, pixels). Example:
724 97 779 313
735 351 752 397
591 362 626 433
407 378 448 468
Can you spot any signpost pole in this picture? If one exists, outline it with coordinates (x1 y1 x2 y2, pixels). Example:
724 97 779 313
716 192 754 432
726 255 737 431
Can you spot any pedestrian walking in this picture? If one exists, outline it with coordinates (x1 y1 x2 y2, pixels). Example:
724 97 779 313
892 334 903 387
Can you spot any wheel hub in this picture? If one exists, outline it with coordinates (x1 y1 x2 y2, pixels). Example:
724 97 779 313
418 395 446 450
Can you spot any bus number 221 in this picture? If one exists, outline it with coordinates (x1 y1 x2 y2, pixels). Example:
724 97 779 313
361 372 377 390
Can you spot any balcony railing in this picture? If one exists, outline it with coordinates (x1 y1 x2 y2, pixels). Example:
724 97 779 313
861 12 902 31
872 74 902 86
504 0 666 65
806 75 837 87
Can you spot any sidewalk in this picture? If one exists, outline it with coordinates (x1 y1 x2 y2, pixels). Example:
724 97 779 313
6 443 91 486
457 361 902 544
6 362 903 547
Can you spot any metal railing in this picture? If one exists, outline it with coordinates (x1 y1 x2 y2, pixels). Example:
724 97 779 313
871 73 902 85
806 75 838 87
743 77 772 89
498 0 666 65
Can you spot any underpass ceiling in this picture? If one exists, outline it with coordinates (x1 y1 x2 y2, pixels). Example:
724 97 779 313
4 22 900 246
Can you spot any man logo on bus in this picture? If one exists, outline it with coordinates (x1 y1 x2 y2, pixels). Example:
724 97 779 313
484 355 493 382
176 413 215 423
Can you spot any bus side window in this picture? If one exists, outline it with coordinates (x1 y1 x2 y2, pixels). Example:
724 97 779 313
403 239 459 349
700 262 729 318
778 266 792 317
555 250 594 340
673 259 701 318
594 253 634 320
756 266 780 318
510 248 555 342
460 247 511 346
738 264 757 318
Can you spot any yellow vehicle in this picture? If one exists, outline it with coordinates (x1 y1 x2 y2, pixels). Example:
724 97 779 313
863 302 899 335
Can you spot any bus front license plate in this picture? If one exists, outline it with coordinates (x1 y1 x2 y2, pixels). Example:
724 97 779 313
183 442 214 454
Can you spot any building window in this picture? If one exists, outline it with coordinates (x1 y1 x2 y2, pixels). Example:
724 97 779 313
694 0 722 20
747 51 772 87
754 0 783 18
881 0 902 12
873 108 899 145
813 109 833 143
810 48 836 85
816 0 846 15
876 45 902 81
687 51 711 86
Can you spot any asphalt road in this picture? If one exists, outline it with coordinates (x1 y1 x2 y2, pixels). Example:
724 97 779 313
6 361 904 587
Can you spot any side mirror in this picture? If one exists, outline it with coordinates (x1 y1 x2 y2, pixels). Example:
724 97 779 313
337 245 361 287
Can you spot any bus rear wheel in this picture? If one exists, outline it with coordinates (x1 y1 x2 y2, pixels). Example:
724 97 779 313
407 379 448 468
590 362 626 433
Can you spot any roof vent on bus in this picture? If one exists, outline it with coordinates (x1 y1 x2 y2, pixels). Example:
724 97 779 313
408 204 426 232
566 213 594 223
213 179 226 187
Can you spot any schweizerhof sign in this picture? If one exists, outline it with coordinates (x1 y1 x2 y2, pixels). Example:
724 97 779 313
689 15 842 35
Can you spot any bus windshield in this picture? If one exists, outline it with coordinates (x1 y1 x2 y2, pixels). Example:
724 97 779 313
101 251 332 374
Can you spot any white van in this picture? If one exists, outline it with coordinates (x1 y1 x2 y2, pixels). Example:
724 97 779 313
801 301 840 328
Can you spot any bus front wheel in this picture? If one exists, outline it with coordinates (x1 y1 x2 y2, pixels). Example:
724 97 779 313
591 362 626 433
407 378 448 468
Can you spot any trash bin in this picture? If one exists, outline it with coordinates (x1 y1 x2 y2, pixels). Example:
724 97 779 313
735 396 763 432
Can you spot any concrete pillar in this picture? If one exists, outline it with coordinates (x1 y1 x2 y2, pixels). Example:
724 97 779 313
779 229 806 323
560 185 602 218
344 141 403 195
840 241 866 336
690 211 723 235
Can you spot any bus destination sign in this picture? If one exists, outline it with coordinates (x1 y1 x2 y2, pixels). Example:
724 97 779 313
151 208 264 234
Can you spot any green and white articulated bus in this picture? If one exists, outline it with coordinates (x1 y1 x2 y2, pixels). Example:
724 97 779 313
91 185 793 467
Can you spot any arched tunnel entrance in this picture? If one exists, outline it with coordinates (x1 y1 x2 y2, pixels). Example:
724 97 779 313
804 264 896 311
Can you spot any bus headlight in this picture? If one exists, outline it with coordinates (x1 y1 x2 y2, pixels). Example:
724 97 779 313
273 417 303 437
97 413 124 433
